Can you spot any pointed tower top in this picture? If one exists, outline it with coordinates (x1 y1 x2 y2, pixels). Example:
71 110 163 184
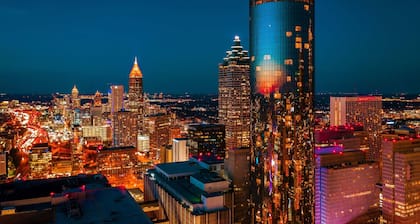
129 56 143 78
72 85 79 95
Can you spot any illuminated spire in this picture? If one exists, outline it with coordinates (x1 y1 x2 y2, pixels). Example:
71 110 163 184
129 56 143 78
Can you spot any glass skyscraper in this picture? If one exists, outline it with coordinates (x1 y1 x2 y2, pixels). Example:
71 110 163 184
250 0 314 223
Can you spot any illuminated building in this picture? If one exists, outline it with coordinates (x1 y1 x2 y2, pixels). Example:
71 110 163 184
249 0 314 223
82 125 112 143
187 123 225 160
97 146 137 177
93 90 102 107
172 138 188 162
0 152 7 180
315 125 363 149
224 147 250 224
218 36 251 150
71 85 80 108
29 143 52 179
110 85 124 115
137 135 150 152
144 161 232 223
315 147 380 224
145 113 171 150
128 57 145 135
112 111 137 147
382 138 420 223
330 96 382 161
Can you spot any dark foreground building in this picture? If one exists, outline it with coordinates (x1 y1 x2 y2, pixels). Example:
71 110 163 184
249 0 315 223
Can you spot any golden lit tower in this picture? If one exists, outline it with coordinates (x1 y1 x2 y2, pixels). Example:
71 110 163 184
71 85 81 108
128 56 145 135
93 90 102 107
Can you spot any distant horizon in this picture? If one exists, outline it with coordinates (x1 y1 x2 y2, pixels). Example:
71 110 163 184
1 1 419 95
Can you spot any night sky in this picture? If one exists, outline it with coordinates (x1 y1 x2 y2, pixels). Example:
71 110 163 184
0 0 419 95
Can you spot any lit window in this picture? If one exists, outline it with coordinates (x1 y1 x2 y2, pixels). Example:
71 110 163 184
304 5 310 11
284 59 293 65
264 54 271 60
256 66 261 72
286 31 293 37
295 26 302 32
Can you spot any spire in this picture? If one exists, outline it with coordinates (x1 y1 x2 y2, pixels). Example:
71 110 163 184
129 56 143 78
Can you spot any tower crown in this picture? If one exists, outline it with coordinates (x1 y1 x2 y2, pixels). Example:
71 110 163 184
129 56 143 78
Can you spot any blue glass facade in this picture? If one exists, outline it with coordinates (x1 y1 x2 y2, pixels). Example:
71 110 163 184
250 0 314 223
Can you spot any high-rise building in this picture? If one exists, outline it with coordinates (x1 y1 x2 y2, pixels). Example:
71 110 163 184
110 85 124 115
315 147 380 224
71 85 81 108
382 137 420 223
145 113 171 150
29 143 52 179
0 152 7 179
112 111 137 147
250 0 314 223
93 90 102 107
218 36 251 150
172 138 188 162
187 123 225 160
224 147 251 224
330 96 382 161
128 57 145 135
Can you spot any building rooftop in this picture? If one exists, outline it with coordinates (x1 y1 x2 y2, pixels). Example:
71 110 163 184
155 161 205 178
55 187 152 224
0 174 109 202
191 171 225 184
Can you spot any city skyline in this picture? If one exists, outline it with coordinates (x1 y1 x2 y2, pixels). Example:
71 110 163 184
1 1 419 95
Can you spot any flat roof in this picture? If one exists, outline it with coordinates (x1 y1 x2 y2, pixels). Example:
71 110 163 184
155 161 204 178
55 187 153 224
191 172 225 184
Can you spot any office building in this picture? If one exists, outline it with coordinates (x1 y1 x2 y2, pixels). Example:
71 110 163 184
112 111 137 147
172 138 188 162
29 143 52 179
71 85 80 109
218 36 251 150
128 57 145 135
145 113 171 151
330 96 382 161
224 147 250 224
82 125 112 143
250 0 315 222
137 135 150 152
97 146 137 177
93 90 102 107
0 152 7 179
382 138 420 223
110 85 124 115
187 123 225 160
315 147 380 224
144 161 232 224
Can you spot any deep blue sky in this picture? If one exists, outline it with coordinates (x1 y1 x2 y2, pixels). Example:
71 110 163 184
0 0 419 94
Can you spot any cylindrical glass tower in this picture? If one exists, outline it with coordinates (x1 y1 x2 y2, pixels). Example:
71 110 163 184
250 0 314 223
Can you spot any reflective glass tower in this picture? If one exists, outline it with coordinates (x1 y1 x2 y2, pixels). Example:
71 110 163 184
250 0 314 223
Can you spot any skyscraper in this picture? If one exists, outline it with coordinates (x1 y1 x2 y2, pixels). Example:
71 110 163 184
330 96 382 161
187 123 226 160
315 147 380 224
128 57 145 135
110 85 124 115
250 0 314 223
382 137 420 223
71 85 80 108
218 36 251 150
112 111 137 147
